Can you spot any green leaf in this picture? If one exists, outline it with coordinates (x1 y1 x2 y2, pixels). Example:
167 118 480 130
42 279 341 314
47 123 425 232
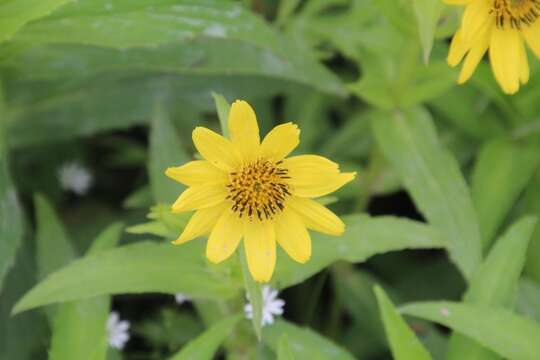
169 314 241 360
516 278 540 322
239 243 263 340
12 241 238 314
263 320 355 360
277 335 296 360
372 107 481 280
212 92 231 138
8 0 345 97
34 194 76 280
148 102 189 204
471 140 540 250
374 286 432 360
49 223 123 360
0 101 24 291
0 0 73 43
401 301 540 360
0 239 48 359
273 214 445 289
411 0 442 63
333 267 387 356
447 216 537 360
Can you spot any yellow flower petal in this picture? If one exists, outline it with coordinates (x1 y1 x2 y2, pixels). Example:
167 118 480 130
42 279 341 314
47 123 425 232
288 196 345 236
275 209 311 263
520 45 530 85
192 127 241 172
172 184 227 213
489 27 523 95
244 221 276 283
523 21 540 58
206 209 243 263
461 0 491 44
172 203 227 245
444 0 473 4
448 30 470 67
458 26 491 84
284 155 356 198
260 122 300 161
228 100 260 162
165 160 227 187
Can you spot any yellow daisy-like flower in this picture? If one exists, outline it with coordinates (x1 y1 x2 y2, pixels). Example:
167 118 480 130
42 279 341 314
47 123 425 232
445 0 540 94
165 100 355 283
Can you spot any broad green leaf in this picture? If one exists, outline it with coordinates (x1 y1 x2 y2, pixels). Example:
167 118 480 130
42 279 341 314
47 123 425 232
212 92 231 138
273 214 446 289
49 223 123 360
13 241 239 314
239 244 263 340
263 320 355 360
412 0 442 62
374 286 432 360
447 216 537 360
34 194 76 280
0 239 48 359
148 103 189 204
372 107 481 280
0 0 73 43
277 335 296 360
516 278 540 322
471 140 540 250
8 0 345 97
169 314 241 360
401 301 540 360
0 94 24 291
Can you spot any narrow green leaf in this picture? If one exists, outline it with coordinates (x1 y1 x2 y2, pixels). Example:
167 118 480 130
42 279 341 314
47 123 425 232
169 314 241 360
239 244 263 340
34 194 76 280
411 0 442 63
87 222 124 255
49 223 123 360
0 90 24 291
12 241 238 314
273 214 445 289
148 103 189 204
49 299 110 360
263 319 355 360
212 92 231 138
277 335 296 360
401 301 540 360
374 286 432 360
372 107 481 280
471 140 540 250
447 216 537 360
0 0 73 43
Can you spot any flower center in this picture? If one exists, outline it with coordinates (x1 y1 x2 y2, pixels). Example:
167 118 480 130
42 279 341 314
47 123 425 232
226 159 291 221
491 0 540 29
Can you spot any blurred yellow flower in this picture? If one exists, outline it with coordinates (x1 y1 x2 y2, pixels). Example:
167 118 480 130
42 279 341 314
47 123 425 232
166 100 355 282
445 0 540 94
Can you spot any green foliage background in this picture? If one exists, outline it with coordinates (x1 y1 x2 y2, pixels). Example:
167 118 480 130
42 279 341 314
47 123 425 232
2 0 540 359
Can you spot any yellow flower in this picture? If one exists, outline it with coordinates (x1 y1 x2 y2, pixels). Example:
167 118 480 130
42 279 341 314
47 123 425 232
165 100 355 283
445 0 540 94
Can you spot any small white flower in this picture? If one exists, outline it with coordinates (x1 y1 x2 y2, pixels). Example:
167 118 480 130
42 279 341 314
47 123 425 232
58 162 93 195
244 286 284 327
175 293 190 305
107 311 130 350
